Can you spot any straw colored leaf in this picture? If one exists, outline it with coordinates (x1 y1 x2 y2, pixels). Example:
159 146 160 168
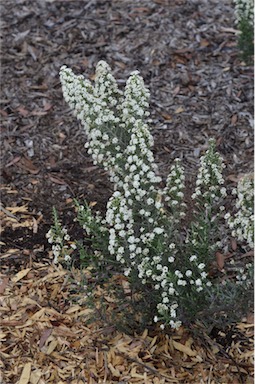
12 268 31 283
19 362 32 384
46 339 58 355
172 340 197 357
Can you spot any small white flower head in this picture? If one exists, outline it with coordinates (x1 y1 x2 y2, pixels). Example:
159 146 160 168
193 139 226 205
234 0 254 26
154 227 164 235
190 255 197 262
175 270 183 279
64 254 71 262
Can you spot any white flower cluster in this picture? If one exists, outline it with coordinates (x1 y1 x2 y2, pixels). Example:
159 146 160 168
234 0 254 26
164 158 186 224
225 175 254 248
60 61 124 184
153 254 212 329
46 226 76 264
75 202 106 236
105 122 164 274
235 262 253 287
61 60 165 276
192 139 227 206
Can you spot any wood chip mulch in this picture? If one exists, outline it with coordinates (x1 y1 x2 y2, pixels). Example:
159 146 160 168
0 259 254 384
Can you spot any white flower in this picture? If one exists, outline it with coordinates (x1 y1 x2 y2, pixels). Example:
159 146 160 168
175 270 183 278
226 176 254 248
128 236 135 243
189 255 197 262
168 287 175 295
154 227 164 235
64 254 71 262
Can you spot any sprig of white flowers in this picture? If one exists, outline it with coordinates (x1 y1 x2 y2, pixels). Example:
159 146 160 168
187 140 227 259
50 61 254 330
164 158 186 224
233 0 254 63
234 0 254 26
46 208 76 264
225 175 254 248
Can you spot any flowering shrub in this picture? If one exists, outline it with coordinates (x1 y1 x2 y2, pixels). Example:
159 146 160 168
46 207 76 264
225 175 254 248
47 61 253 331
234 0 254 63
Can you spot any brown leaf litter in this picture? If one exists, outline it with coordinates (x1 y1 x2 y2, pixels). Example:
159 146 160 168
0 261 253 383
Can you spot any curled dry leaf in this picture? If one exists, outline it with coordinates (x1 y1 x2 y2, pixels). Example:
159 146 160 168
12 268 31 283
172 340 197 357
216 252 225 270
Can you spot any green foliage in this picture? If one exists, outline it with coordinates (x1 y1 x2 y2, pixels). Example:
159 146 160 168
238 18 254 63
234 0 254 63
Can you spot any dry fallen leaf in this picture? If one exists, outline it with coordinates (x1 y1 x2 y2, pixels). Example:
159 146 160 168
172 340 197 357
39 328 53 349
200 39 209 47
216 252 225 270
12 268 31 283
175 106 185 114
5 205 28 214
231 114 238 125
29 369 42 384
0 276 9 294
18 362 31 384
16 157 39 174
46 339 58 355
17 106 30 117
0 332 7 340
231 238 237 251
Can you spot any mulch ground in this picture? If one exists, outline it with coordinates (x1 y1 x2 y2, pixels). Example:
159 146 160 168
0 0 254 383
